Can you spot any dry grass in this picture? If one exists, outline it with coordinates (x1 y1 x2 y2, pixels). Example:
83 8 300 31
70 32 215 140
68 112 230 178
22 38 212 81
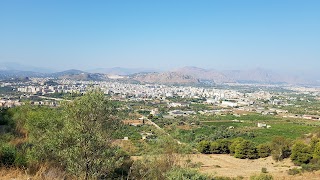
188 154 320 179
176 124 192 130
274 171 320 180
1 154 320 179
32 164 67 180
0 164 68 180
0 167 30 180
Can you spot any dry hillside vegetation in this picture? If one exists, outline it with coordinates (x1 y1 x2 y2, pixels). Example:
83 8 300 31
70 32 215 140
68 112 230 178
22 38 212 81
189 154 320 179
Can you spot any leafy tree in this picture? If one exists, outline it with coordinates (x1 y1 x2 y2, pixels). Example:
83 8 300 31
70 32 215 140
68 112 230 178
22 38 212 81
59 89 122 179
290 141 312 165
210 141 220 154
217 139 231 154
197 140 211 154
25 106 63 163
0 108 12 126
313 142 320 160
8 104 33 138
257 143 271 158
270 136 291 161
210 139 231 154
310 138 320 152
234 140 258 159
229 137 245 154
27 89 126 179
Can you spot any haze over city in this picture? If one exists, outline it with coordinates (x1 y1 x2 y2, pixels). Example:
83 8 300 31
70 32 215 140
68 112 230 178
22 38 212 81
0 1 319 74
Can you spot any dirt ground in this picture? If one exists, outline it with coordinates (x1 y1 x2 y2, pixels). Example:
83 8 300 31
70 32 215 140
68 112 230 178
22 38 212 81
188 154 320 179
1 154 320 180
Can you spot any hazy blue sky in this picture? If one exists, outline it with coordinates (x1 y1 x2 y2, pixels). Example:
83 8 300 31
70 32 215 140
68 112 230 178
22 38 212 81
0 0 319 71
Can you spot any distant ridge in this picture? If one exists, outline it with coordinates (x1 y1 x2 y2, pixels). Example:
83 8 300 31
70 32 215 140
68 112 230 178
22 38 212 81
132 72 200 85
223 68 281 83
88 67 158 75
0 62 317 85
130 67 317 85
173 66 234 83
51 69 107 81
51 69 86 77
0 70 46 79
0 62 54 73
223 68 310 84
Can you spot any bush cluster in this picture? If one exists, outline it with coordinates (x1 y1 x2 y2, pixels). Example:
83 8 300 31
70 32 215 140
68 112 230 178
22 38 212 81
290 138 320 171
197 136 295 161
197 138 271 159
0 143 27 168
250 173 273 180
198 136 320 173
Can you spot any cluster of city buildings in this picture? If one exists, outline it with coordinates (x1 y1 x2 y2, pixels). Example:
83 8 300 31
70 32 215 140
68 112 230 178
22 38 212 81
6 78 274 103
0 78 319 120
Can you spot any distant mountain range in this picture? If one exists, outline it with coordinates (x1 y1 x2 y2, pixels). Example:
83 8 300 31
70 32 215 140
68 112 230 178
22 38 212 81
0 62 318 85
0 62 55 73
88 67 158 75
222 68 309 84
131 66 317 85
0 70 46 79
132 72 200 85
173 66 233 84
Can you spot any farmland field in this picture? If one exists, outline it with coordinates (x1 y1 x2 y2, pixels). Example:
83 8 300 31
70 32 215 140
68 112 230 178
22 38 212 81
160 113 320 145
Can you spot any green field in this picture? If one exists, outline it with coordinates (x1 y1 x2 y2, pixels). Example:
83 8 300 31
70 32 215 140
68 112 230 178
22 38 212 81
250 122 319 144
165 113 320 145
198 114 279 122
202 121 254 128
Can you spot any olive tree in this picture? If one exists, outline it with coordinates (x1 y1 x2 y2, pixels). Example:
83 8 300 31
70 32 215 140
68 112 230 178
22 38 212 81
234 140 258 159
27 89 125 179
290 141 312 165
59 89 122 179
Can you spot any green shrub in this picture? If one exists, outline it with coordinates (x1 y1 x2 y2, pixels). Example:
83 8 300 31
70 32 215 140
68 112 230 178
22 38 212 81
313 142 320 160
310 138 320 152
197 140 211 154
213 177 229 180
0 144 16 167
229 138 245 154
257 143 271 158
217 139 231 154
250 173 273 180
287 168 302 175
14 152 28 168
210 141 220 154
209 139 231 154
165 167 211 180
290 141 312 165
234 140 258 159
214 177 243 180
301 163 320 172
261 167 267 173
270 136 291 161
